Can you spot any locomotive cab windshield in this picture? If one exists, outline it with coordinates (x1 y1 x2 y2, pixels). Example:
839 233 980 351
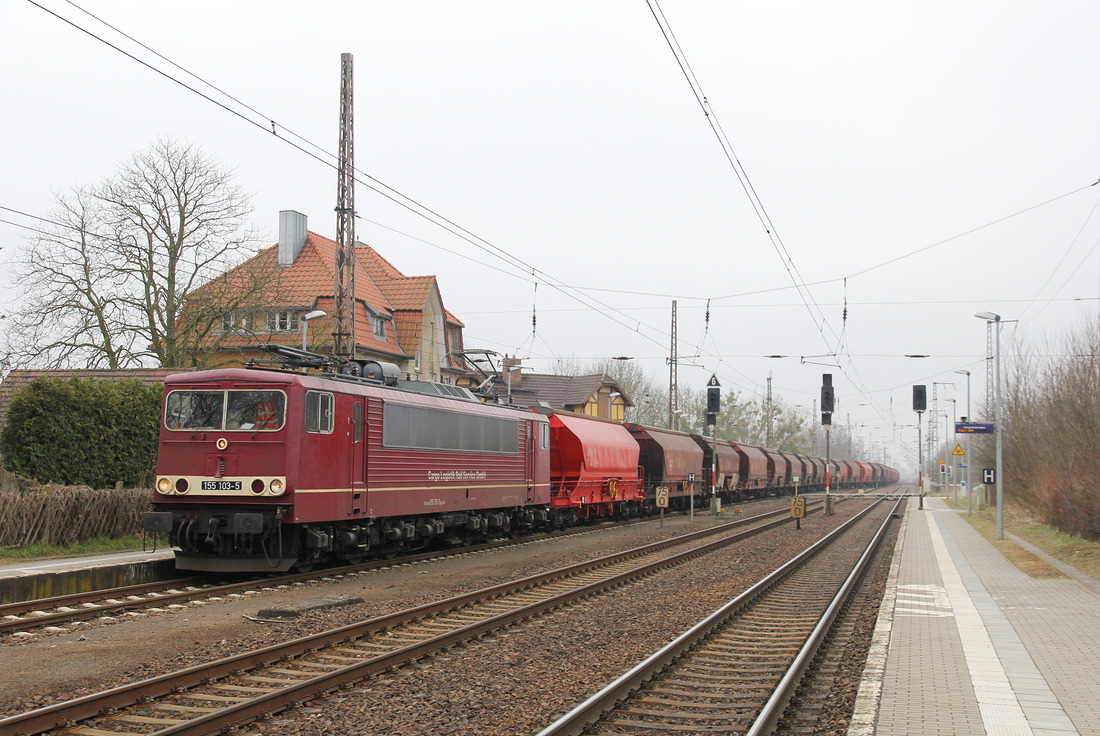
165 389 287 431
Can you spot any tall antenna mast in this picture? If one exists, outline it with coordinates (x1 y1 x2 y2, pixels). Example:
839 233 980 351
333 52 357 358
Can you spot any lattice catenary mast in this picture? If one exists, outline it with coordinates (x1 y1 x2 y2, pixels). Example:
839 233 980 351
668 300 678 430
333 52 357 358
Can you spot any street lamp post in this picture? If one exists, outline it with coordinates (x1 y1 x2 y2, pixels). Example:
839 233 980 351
975 311 1005 539
954 369 972 515
301 310 327 351
506 363 527 404
945 398 956 504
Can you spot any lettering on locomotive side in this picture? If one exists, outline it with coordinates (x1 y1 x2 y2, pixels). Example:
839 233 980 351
423 498 446 507
427 470 488 482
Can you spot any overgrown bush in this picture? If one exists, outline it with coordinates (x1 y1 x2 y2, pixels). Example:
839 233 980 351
1002 323 1100 540
0 377 162 488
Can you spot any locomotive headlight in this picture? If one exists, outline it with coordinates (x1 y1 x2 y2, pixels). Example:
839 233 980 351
157 477 172 494
215 437 229 450
269 479 285 495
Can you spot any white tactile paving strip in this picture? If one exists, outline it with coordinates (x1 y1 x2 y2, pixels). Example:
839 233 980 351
849 499 1083 736
927 512 1036 736
931 511 1080 736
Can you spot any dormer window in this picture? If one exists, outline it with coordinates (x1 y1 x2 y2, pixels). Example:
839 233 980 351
370 313 386 340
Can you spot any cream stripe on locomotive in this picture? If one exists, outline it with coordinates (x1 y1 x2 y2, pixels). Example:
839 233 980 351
293 482 552 494
156 475 287 497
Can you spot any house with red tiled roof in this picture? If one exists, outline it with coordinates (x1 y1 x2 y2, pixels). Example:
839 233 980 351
484 358 634 421
190 211 469 383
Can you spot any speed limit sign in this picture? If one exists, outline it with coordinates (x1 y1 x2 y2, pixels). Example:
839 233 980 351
791 496 806 519
656 486 670 508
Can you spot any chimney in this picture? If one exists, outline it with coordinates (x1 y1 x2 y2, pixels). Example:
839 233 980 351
503 356 522 387
278 210 308 266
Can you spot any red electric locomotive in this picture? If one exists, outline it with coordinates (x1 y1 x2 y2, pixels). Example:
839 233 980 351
145 349 551 572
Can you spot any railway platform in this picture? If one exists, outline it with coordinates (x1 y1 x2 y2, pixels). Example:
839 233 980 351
0 548 176 603
849 496 1100 736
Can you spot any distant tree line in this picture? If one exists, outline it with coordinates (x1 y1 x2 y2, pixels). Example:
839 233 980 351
559 357 860 457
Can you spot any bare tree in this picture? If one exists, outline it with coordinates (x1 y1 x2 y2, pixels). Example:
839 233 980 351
5 137 270 369
7 189 143 368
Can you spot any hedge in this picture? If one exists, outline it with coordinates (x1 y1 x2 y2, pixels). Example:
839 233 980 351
0 377 162 488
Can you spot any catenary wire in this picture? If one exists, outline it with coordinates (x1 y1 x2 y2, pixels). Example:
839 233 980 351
27 0 681 358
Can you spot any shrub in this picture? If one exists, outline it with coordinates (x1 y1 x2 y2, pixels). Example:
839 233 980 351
0 377 162 488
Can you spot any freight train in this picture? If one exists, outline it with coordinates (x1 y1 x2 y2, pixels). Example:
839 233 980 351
143 346 897 572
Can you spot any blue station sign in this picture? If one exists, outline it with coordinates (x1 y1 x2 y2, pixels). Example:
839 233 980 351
956 423 995 434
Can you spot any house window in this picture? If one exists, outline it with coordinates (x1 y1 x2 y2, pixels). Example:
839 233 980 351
220 311 249 333
370 313 386 340
267 310 299 333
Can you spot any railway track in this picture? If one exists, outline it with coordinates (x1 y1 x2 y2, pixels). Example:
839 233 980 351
0 497 815 638
0 497 842 736
0 517 652 637
536 493 903 736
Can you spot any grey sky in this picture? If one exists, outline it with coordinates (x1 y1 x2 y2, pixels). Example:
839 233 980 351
3 1 1099 472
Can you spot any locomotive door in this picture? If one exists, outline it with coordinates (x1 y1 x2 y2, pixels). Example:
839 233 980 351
350 399 365 516
526 421 535 503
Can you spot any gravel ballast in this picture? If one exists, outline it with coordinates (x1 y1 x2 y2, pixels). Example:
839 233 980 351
1 497 893 735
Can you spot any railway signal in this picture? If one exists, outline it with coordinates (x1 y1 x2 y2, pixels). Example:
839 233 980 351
821 374 833 516
706 375 720 425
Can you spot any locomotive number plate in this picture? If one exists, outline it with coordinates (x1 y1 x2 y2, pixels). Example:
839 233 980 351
201 480 242 491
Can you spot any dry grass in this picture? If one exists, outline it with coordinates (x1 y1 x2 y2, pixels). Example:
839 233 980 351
945 497 1100 580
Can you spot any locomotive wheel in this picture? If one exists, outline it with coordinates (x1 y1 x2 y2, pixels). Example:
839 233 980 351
293 551 319 573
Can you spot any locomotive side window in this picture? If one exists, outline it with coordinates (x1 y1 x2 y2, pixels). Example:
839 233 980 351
383 403 518 454
165 390 285 431
540 422 550 450
305 391 334 434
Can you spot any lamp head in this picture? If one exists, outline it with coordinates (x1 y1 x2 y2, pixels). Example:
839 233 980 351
974 311 1000 321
